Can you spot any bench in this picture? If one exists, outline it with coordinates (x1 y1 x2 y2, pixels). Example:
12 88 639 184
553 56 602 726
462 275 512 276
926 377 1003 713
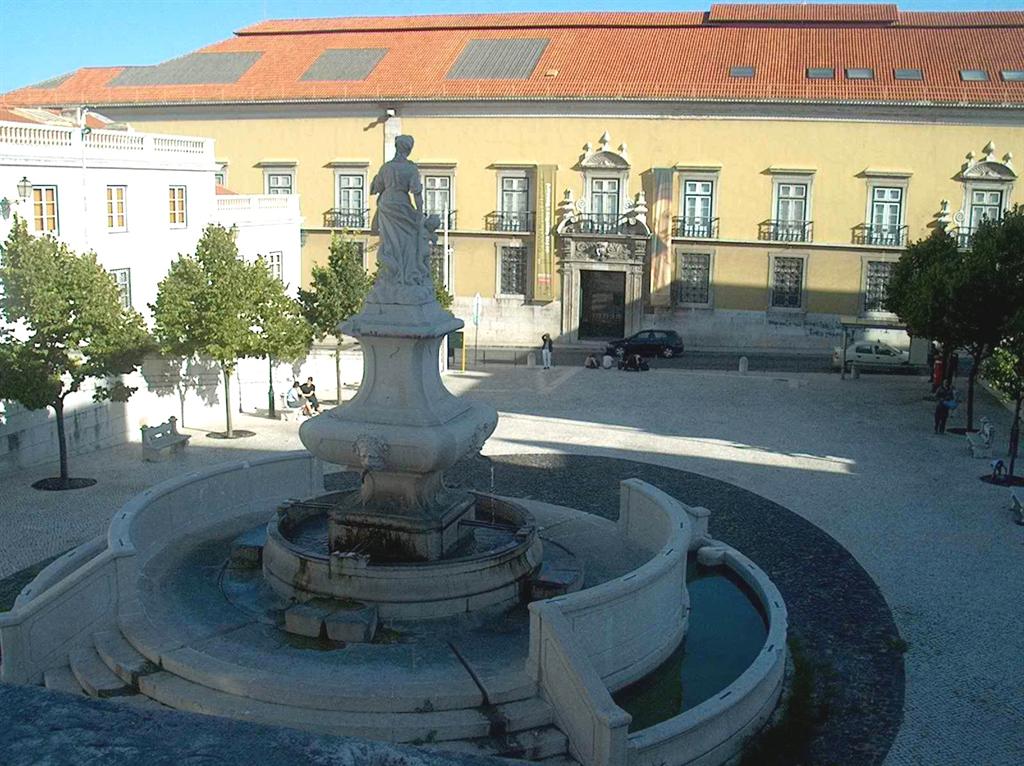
278 391 301 421
966 417 995 458
141 417 190 462
1012 488 1023 526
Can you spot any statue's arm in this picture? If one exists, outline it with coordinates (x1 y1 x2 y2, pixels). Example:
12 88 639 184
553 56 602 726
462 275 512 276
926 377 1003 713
370 172 384 195
411 172 423 214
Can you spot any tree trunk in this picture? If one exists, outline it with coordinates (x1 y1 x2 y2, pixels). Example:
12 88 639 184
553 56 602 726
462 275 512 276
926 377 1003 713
223 365 234 437
1009 394 1022 480
966 355 981 432
335 345 342 406
53 395 69 481
268 356 276 418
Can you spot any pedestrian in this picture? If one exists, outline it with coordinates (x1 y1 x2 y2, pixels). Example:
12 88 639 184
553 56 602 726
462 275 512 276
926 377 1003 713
300 377 321 413
584 353 599 369
540 333 554 369
933 390 957 434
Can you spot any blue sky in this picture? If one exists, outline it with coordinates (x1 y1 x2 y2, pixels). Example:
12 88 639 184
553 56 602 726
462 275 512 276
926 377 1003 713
2 0 1019 93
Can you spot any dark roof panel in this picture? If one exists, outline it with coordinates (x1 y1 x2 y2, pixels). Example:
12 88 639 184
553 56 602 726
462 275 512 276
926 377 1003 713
300 48 387 81
446 39 548 80
29 73 74 89
108 52 262 86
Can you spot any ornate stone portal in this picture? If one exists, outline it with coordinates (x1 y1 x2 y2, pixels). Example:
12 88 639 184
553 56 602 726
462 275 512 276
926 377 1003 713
298 135 499 562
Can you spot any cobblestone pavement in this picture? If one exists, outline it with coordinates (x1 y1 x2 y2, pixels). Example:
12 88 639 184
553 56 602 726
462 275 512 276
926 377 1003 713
2 366 1022 765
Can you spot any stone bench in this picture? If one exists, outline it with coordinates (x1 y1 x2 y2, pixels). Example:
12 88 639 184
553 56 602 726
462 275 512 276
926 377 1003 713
967 417 995 458
278 392 301 422
1012 488 1023 526
140 417 190 462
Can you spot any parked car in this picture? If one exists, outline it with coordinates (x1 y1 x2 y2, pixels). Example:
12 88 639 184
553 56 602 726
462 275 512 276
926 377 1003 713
606 330 685 359
831 341 910 370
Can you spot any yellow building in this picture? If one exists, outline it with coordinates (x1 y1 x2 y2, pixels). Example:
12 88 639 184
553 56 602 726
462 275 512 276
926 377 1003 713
6 4 1022 350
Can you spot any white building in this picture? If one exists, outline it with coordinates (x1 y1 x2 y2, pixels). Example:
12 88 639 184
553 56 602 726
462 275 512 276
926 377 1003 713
0 108 305 479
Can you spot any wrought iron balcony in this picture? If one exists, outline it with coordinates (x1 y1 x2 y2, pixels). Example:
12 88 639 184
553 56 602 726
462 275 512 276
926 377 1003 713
425 209 457 230
576 213 628 235
954 227 977 249
758 220 813 243
672 216 719 239
853 224 908 247
323 208 369 229
485 211 534 232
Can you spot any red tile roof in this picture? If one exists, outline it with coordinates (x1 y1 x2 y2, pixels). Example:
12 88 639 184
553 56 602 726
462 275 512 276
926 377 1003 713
3 6 1023 109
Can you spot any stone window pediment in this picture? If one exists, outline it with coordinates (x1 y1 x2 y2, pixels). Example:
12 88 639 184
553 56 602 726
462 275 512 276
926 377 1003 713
958 142 1016 182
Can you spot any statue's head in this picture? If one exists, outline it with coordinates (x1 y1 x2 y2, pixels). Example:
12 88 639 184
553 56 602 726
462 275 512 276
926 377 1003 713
395 135 414 157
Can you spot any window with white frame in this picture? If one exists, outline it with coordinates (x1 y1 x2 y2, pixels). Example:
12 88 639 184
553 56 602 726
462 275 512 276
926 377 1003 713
336 174 365 221
499 245 528 296
499 175 530 231
681 180 715 237
969 189 1003 231
168 186 187 227
675 252 712 306
424 175 452 222
770 255 804 309
775 183 808 239
110 268 131 309
590 178 620 219
265 171 294 195
32 186 59 234
864 261 895 314
267 251 283 282
106 185 127 231
869 187 903 245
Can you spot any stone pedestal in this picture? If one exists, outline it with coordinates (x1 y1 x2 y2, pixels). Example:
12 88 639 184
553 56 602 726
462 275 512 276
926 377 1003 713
299 295 497 561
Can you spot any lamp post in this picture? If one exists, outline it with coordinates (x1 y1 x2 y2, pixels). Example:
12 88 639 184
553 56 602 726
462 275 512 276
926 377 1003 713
1 176 32 221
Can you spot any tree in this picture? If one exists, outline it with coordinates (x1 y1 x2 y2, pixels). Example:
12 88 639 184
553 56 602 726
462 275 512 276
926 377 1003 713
251 258 312 417
984 343 1024 481
0 218 151 488
151 224 264 438
298 234 371 403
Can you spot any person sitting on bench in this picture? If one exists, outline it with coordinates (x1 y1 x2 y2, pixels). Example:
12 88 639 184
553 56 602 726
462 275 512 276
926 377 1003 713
300 377 321 413
286 381 312 417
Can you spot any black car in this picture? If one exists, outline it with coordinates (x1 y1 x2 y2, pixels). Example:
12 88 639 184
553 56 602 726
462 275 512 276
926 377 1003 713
606 330 685 359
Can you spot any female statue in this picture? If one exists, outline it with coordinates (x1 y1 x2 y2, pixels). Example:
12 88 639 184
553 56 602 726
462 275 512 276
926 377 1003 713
370 135 431 290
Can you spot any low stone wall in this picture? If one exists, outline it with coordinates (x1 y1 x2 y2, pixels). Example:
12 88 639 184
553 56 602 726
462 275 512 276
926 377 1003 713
625 545 788 766
0 453 324 685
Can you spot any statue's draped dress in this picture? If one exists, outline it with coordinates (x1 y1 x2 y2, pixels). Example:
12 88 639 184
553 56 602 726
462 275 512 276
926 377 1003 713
371 158 426 285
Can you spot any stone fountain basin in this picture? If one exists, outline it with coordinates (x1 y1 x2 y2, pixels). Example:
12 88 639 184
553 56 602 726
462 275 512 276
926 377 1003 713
263 494 543 620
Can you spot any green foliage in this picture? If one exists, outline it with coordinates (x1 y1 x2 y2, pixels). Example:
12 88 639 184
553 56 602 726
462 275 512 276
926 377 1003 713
151 224 264 371
433 272 453 310
985 345 1024 403
298 234 371 342
0 217 151 409
251 255 312 362
885 230 960 346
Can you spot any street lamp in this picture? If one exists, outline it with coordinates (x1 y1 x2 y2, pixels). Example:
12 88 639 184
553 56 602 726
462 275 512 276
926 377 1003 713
1 177 32 220
17 176 32 200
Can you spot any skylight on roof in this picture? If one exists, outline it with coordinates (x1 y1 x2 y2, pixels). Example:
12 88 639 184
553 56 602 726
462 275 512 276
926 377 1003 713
894 68 924 81
960 70 989 82
109 52 262 87
1002 70 1024 82
301 49 387 82
806 68 835 80
845 68 874 80
447 39 549 80
729 66 755 78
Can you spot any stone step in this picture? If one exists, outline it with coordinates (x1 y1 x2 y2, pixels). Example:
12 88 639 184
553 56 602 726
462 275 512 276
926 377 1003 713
69 647 133 698
493 697 555 735
43 665 86 696
109 693 169 712
94 629 159 685
426 725 569 761
138 671 496 742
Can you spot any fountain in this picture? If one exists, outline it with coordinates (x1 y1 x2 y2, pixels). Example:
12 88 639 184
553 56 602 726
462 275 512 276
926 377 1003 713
0 136 789 766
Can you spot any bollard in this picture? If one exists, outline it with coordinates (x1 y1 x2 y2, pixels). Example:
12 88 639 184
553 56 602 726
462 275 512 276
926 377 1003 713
526 351 537 367
851 363 860 379
738 356 749 374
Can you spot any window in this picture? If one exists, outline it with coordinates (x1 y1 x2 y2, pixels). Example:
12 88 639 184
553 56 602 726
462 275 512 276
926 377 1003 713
1002 70 1024 82
267 251 283 282
870 187 903 245
500 175 530 222
681 180 714 237
266 171 294 195
110 268 131 309
424 175 452 219
32 186 58 233
675 252 712 306
214 163 228 187
969 189 1003 231
894 68 923 80
590 178 619 218
806 68 834 80
106 185 126 231
775 183 808 239
845 68 873 80
771 256 804 310
729 66 755 78
336 174 366 227
168 186 186 227
499 245 528 295
864 261 894 314
960 70 989 82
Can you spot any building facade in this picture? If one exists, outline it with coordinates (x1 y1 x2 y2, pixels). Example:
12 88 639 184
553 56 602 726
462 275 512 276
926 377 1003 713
3 4 1022 350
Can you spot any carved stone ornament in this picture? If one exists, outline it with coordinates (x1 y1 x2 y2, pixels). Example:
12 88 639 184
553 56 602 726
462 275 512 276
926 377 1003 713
574 240 633 261
353 435 389 471
579 131 631 170
960 141 1017 182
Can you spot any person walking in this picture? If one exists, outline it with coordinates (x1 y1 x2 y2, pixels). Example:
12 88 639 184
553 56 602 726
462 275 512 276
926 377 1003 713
540 333 554 370
934 390 957 434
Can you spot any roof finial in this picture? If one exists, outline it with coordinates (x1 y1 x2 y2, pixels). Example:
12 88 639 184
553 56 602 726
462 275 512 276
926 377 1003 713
599 131 611 151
